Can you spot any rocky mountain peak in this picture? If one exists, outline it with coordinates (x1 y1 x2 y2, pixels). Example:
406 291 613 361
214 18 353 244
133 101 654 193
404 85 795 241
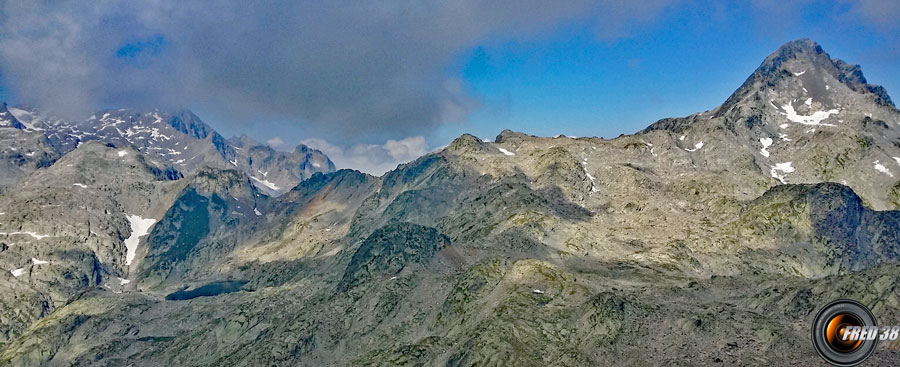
165 109 216 140
445 133 493 155
759 38 830 72
0 103 25 130
718 39 895 119
640 40 899 209
495 129 533 145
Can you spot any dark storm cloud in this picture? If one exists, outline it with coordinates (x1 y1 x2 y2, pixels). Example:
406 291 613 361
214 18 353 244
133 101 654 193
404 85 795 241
0 0 680 136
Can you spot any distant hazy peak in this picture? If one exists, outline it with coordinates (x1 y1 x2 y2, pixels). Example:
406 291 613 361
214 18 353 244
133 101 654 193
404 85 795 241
227 134 261 148
495 129 534 144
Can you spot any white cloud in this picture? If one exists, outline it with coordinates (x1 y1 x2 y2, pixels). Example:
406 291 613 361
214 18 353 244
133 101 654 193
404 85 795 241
266 137 285 148
384 136 428 162
302 136 428 175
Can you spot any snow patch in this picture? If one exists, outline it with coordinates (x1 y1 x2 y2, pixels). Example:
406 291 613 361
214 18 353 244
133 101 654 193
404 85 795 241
894 157 900 166
759 138 773 157
770 162 795 184
312 162 322 168
497 147 515 156
72 183 88 188
582 165 600 193
646 142 656 156
780 102 839 126
532 289 545 294
794 70 806 76
10 268 25 277
874 161 894 177
0 231 51 240
684 141 704 152
250 176 281 191
254 208 262 216
118 277 131 285
31 258 49 265
124 214 156 265
117 150 128 157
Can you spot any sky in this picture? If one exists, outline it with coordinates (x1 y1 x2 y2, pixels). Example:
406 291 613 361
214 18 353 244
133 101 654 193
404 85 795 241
1 1 899 174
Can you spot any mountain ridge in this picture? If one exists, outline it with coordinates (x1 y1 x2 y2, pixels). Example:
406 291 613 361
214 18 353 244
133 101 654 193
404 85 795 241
1 39 900 366
0 105 336 196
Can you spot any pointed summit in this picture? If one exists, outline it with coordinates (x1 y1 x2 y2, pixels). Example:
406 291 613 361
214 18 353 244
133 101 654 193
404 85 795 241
757 38 831 74
717 39 894 118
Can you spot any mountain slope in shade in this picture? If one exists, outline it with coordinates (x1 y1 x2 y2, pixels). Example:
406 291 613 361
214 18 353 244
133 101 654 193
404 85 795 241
1 39 900 366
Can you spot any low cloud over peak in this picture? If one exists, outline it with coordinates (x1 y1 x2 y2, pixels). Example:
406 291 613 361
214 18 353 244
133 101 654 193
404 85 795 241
302 136 428 175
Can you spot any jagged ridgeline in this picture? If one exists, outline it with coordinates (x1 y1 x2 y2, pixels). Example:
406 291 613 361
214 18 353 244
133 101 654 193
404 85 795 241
1 39 900 366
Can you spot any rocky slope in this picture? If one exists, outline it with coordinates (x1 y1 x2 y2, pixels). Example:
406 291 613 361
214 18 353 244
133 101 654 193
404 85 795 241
0 142 182 343
1 39 899 366
0 107 335 345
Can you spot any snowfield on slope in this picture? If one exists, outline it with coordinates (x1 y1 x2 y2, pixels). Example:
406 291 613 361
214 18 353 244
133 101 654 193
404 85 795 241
125 214 156 265
874 161 894 177
779 102 839 126
770 162 795 184
251 176 281 191
497 147 515 156
760 138 773 157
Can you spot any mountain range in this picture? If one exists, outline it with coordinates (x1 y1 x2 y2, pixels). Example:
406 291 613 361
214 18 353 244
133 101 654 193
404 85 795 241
1 39 899 366
0 105 334 196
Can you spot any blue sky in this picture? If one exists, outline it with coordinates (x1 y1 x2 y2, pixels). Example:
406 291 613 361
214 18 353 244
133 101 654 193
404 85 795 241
1 1 898 173
430 3 900 145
